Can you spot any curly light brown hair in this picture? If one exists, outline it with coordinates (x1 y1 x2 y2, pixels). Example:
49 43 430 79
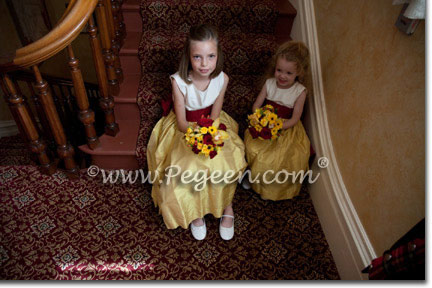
264 41 310 86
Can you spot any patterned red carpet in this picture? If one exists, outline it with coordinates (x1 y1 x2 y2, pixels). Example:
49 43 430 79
1 0 340 280
0 135 339 280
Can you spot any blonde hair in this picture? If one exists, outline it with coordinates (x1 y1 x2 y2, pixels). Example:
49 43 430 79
178 24 224 84
264 41 310 87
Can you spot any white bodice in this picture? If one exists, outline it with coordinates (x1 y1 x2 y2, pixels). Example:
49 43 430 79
170 72 225 111
265 78 306 108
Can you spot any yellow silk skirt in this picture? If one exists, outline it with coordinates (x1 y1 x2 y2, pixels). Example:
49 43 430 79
147 111 247 229
244 120 310 201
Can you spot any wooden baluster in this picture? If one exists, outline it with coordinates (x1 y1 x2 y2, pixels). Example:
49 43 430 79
32 65 79 178
13 80 43 136
0 78 27 143
26 81 56 156
95 0 120 96
26 81 53 141
1 74 56 175
66 45 100 149
105 0 124 83
88 16 119 136
111 0 126 47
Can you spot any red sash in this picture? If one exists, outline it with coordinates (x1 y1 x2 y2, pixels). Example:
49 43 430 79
265 99 293 119
186 106 213 122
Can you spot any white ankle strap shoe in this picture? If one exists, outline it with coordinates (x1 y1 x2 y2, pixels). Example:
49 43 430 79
190 218 206 240
219 215 234 240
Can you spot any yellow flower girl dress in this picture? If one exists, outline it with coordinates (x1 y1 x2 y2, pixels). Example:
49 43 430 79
244 78 310 201
147 72 247 229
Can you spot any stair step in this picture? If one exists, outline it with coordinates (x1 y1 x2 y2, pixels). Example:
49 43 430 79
140 0 279 34
138 30 278 75
80 120 138 155
114 100 140 121
122 0 140 10
118 73 140 99
120 55 141 75
79 119 140 170
122 2 142 32
120 31 140 55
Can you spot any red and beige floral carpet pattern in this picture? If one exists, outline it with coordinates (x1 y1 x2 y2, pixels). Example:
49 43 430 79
0 135 339 280
0 164 339 280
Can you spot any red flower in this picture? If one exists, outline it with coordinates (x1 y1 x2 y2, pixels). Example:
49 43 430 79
192 145 200 154
217 142 224 147
203 134 214 145
260 127 272 140
197 117 214 127
249 127 259 139
219 123 227 131
209 150 217 159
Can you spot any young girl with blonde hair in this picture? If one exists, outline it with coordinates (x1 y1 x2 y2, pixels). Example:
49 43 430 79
243 41 311 201
147 24 246 240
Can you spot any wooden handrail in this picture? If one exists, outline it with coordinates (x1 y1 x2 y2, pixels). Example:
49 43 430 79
0 0 98 72
1 0 124 178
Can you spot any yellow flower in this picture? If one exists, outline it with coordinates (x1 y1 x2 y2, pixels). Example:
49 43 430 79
271 135 277 140
271 128 279 135
197 143 203 150
187 127 193 134
200 127 208 134
188 137 195 145
268 113 277 122
208 126 217 135
275 120 283 129
251 119 260 127
202 146 210 155
265 104 274 110
260 117 268 127
255 125 263 132
264 110 272 117
197 135 203 142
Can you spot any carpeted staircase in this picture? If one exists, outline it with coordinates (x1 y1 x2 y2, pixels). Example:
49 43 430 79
135 0 294 168
0 0 341 280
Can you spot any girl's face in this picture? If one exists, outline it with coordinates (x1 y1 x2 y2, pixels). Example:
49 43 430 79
189 39 218 78
274 57 298 89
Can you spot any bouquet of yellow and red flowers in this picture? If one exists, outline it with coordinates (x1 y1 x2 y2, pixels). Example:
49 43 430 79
247 104 283 140
184 117 229 159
